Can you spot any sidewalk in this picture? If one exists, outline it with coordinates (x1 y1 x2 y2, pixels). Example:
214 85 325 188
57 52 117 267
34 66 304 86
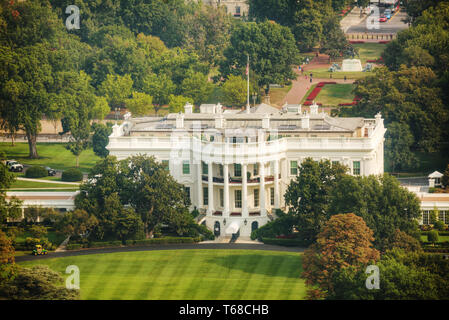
340 6 369 33
17 177 81 185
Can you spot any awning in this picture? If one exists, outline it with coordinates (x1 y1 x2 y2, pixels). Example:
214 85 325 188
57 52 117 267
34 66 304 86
225 221 240 235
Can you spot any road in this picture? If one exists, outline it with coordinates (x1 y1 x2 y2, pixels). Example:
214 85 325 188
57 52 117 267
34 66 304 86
347 7 409 34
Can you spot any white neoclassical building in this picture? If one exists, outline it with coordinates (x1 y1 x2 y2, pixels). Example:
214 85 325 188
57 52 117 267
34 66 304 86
107 102 386 238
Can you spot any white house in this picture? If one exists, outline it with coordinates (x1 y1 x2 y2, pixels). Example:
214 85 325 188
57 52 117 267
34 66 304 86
107 102 386 238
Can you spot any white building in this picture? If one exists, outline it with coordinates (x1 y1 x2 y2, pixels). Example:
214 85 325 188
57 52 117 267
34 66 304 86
200 0 249 17
107 102 386 238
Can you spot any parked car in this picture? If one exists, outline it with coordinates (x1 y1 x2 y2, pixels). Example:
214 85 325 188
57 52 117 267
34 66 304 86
384 9 392 19
379 15 387 22
7 160 23 172
45 166 57 176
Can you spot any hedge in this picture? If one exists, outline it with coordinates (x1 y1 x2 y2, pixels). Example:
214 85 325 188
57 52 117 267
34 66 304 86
89 240 123 248
66 244 83 250
125 237 201 246
261 237 308 247
25 166 48 178
61 168 83 182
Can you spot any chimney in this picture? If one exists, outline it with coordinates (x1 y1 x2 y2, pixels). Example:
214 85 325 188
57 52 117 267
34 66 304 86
184 102 193 114
310 102 318 115
176 112 184 129
262 114 270 129
301 115 310 129
215 113 224 129
375 112 382 126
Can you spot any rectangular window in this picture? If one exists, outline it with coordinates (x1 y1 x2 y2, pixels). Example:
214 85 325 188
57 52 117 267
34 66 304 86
184 187 190 201
202 161 208 175
162 160 169 171
234 163 241 177
353 161 361 175
235 6 241 14
254 189 259 207
219 164 223 177
219 189 224 207
332 161 339 166
445 211 449 224
182 161 190 175
290 160 298 175
439 211 446 224
270 187 275 206
203 187 208 206
253 163 259 176
423 211 430 225
235 190 242 208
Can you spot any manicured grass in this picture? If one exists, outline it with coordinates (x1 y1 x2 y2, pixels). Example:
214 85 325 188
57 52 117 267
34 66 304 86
0 142 100 172
19 249 306 300
10 179 80 189
315 84 355 106
352 43 387 64
270 84 292 107
308 68 371 79
420 235 449 242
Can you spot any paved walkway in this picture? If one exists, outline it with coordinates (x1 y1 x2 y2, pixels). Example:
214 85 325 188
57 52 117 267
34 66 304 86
16 177 81 185
15 243 306 262
340 6 369 33
281 54 355 106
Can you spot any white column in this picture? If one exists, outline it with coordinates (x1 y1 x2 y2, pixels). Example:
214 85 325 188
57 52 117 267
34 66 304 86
259 161 266 216
208 162 214 214
242 163 248 216
274 159 280 209
223 163 229 216
197 161 203 208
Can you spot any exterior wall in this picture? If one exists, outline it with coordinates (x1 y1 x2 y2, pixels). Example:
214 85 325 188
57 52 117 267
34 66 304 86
107 115 386 238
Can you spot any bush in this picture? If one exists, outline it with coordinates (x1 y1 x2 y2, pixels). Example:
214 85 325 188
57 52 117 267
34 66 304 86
25 166 47 178
428 230 439 243
29 225 48 238
127 237 199 246
261 237 308 247
250 215 295 241
61 168 83 182
434 220 447 231
66 244 83 250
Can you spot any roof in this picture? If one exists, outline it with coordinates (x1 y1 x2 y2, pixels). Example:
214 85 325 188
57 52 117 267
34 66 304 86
428 171 443 178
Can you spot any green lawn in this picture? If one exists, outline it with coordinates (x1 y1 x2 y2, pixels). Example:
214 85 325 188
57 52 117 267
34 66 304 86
10 179 80 190
352 43 387 64
315 84 355 106
308 68 371 80
420 235 449 242
0 142 100 172
19 249 306 300
270 84 292 107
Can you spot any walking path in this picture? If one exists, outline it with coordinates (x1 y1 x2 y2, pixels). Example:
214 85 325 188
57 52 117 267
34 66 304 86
281 54 355 106
55 236 71 252
15 243 306 262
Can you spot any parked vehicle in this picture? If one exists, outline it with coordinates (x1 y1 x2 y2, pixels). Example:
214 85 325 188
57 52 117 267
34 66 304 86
384 9 392 19
379 15 387 22
7 160 23 172
32 245 48 256
45 166 57 176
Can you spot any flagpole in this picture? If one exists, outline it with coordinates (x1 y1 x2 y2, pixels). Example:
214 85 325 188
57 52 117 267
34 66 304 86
247 54 250 114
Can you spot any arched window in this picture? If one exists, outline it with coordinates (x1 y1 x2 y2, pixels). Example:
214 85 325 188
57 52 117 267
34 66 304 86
251 221 258 233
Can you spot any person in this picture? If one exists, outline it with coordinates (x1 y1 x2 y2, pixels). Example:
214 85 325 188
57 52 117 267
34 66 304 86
310 77 313 83
344 75 347 82
330 73 333 79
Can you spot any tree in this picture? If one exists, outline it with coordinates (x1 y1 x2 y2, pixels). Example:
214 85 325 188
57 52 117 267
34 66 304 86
385 122 418 172
220 20 299 94
140 73 175 106
329 174 422 251
302 213 380 298
181 71 214 106
56 209 98 238
92 122 113 158
222 75 252 107
442 164 449 188
98 74 133 110
0 229 15 284
427 230 439 244
126 91 153 116
0 265 79 300
284 158 348 244
168 94 191 113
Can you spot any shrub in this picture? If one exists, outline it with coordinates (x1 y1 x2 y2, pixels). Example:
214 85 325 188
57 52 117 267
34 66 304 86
261 237 308 247
61 168 83 182
250 215 295 241
428 230 439 243
434 220 446 231
29 225 48 238
25 166 47 178
66 244 83 250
